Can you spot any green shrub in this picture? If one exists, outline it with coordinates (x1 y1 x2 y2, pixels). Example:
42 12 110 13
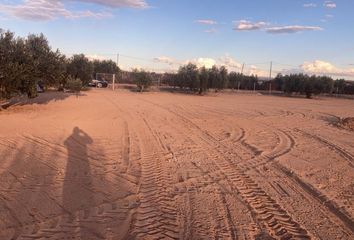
65 77 82 93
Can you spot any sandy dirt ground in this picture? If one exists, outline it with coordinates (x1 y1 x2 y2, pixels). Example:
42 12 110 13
0 88 353 240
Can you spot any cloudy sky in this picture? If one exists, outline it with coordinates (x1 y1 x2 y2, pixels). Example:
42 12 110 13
1 0 353 78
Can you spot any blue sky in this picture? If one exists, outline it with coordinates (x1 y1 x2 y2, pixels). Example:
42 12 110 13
1 0 353 78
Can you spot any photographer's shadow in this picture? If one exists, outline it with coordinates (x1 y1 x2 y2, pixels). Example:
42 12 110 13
63 127 98 238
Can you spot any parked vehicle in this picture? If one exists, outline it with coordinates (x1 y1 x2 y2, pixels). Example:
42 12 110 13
88 80 108 88
36 83 44 93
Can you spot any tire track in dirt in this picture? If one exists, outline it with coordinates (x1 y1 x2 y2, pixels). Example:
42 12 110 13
130 105 244 239
236 129 295 171
0 139 60 172
162 101 294 171
140 108 255 239
138 98 311 239
21 134 140 186
19 135 134 189
295 128 354 168
184 163 243 239
122 121 131 167
219 122 354 237
235 126 354 237
131 118 180 239
9 195 136 239
198 151 310 239
187 163 256 239
281 129 354 233
102 95 181 239
1 159 138 239
273 162 354 234
1 99 141 239
142 97 354 238
163 99 354 237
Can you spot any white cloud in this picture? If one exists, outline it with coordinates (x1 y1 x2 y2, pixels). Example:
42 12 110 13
154 55 241 70
302 60 336 73
301 60 354 77
324 1 336 8
86 54 108 61
248 65 270 77
234 20 268 31
153 56 178 65
71 0 149 8
233 19 324 35
195 19 217 25
154 57 217 69
188 55 243 70
187 58 216 69
0 0 147 21
218 55 242 70
303 3 317 8
266 25 323 34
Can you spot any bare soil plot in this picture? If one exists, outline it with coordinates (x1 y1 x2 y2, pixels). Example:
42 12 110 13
0 89 353 239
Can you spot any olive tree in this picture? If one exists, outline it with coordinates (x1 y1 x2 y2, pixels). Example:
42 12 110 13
66 54 93 86
199 66 209 94
0 30 36 98
93 59 120 77
0 30 67 99
132 69 153 92
26 34 66 93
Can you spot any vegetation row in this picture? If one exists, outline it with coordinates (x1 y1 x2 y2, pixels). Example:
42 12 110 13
1 29 353 101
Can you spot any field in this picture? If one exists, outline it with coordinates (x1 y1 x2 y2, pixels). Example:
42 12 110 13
0 88 353 239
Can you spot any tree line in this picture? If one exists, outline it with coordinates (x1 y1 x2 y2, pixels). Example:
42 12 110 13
161 63 354 98
273 74 354 98
165 63 259 94
0 29 119 99
1 29 353 99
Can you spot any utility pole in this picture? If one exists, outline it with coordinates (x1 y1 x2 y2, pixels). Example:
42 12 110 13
113 53 119 91
112 74 115 91
269 61 273 95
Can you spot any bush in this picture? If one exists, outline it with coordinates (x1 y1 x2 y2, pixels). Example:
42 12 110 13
65 77 82 93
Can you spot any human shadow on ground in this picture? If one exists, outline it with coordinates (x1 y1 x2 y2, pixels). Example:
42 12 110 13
0 127 138 238
63 127 97 239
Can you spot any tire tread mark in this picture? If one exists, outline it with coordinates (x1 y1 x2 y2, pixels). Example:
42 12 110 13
139 98 311 239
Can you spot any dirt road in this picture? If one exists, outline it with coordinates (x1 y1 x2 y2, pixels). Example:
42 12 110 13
0 89 353 239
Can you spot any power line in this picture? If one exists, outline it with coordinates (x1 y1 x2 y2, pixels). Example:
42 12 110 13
64 52 303 69
272 61 299 68
119 54 156 62
63 52 324 77
245 61 270 66
64 52 157 63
